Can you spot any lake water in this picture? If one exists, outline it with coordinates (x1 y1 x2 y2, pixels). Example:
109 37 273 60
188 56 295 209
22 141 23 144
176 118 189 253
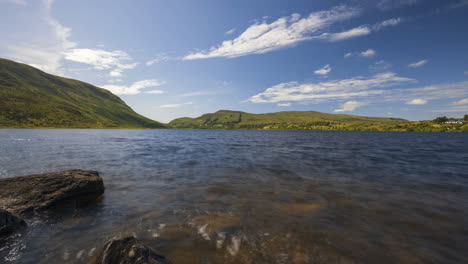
0 129 467 264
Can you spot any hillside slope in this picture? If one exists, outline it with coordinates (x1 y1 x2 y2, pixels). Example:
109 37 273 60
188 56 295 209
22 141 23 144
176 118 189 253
0 58 165 128
169 110 408 130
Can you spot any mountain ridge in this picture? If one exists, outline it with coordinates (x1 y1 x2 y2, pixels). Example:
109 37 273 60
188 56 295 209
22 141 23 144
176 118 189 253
0 58 165 128
168 110 468 132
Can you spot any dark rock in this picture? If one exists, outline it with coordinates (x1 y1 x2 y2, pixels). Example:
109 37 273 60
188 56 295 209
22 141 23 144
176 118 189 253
94 236 170 264
0 209 26 239
0 169 104 215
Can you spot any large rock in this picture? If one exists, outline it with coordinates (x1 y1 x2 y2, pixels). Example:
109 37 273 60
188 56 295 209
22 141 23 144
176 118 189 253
0 209 26 239
94 236 170 264
0 169 104 215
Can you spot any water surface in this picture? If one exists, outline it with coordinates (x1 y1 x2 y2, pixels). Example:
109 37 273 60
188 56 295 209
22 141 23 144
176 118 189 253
0 129 467 264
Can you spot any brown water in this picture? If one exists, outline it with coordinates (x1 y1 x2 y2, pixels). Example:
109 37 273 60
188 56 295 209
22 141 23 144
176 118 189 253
0 129 467 263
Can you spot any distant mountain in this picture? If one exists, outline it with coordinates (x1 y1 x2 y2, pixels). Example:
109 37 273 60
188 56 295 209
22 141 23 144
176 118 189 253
0 58 165 128
169 110 408 130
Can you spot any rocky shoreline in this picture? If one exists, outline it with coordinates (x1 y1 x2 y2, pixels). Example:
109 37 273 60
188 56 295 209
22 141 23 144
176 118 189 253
0 169 170 263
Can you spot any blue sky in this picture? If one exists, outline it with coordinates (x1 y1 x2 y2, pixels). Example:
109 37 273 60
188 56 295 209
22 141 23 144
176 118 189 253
1 0 467 122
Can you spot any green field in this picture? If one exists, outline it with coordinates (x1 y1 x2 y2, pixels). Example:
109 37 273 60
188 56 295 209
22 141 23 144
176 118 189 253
0 58 165 128
169 110 468 132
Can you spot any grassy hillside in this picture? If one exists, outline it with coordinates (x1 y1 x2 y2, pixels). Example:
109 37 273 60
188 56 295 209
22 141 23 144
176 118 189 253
169 110 468 132
0 58 165 128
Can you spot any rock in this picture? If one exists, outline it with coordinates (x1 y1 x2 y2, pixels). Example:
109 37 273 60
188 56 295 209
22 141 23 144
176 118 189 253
94 236 170 264
0 209 26 239
0 169 104 215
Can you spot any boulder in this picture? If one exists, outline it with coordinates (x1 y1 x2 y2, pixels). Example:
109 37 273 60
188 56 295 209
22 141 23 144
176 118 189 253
94 236 170 264
0 209 26 239
0 169 104 215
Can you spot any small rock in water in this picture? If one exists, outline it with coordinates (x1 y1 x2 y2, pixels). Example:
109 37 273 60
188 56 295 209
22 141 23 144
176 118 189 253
88 247 96 257
0 209 27 240
0 169 104 215
93 236 170 264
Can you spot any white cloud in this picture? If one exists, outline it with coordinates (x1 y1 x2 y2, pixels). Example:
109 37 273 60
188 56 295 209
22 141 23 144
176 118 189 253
396 81 468 101
451 98 468 105
245 72 415 104
373 17 403 31
5 0 76 75
145 90 165 94
345 49 377 58
408 59 428 68
64 48 138 76
334 101 367 112
146 54 169 66
320 26 372 42
101 79 165 95
314 64 332 75
225 28 236 35
3 0 139 77
183 5 361 60
360 49 376 57
369 60 392 71
277 103 291 107
160 102 193 108
406 98 427 105
179 91 207 97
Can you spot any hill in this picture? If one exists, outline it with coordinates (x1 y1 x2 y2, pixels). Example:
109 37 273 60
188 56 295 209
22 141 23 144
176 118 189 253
0 58 165 128
169 110 409 130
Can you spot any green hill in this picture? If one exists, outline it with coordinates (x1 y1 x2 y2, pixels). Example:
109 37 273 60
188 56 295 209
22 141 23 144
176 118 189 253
0 58 165 128
169 110 468 132
169 110 408 130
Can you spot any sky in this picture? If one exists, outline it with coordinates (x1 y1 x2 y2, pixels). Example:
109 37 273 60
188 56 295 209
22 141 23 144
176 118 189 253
1 0 467 122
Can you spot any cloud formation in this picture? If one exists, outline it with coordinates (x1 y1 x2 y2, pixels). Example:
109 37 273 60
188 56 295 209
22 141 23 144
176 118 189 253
334 101 367 112
319 26 372 42
345 49 377 58
408 59 428 68
360 49 377 57
314 64 332 75
146 54 170 66
450 98 468 105
373 18 403 31
245 72 415 104
225 28 236 35
4 0 139 78
160 102 193 108
101 79 165 95
406 98 427 105
64 49 138 77
183 5 361 60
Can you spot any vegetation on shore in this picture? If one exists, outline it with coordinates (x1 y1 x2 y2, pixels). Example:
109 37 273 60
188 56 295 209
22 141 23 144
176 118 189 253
169 110 468 132
0 58 165 128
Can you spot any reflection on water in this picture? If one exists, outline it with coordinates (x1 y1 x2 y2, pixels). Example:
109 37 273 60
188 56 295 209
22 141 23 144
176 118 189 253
0 129 467 263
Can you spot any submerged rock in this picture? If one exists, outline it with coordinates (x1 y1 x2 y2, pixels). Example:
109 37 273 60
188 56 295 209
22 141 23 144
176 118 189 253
0 209 26 239
94 236 170 264
0 169 104 215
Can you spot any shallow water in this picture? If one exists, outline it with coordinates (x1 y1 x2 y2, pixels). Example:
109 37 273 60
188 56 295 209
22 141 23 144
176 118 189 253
0 129 467 264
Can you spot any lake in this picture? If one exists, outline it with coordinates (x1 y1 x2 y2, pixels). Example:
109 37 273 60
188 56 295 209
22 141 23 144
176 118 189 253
0 129 467 264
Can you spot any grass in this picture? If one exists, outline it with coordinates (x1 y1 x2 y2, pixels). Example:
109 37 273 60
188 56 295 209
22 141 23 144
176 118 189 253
169 110 468 132
0 58 165 128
